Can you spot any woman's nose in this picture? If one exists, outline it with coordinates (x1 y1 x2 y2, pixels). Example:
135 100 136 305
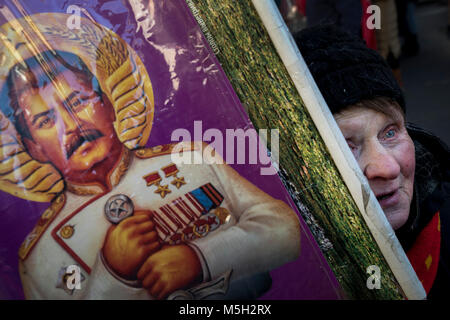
362 143 401 181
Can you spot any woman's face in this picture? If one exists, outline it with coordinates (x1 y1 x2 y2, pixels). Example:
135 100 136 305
335 105 416 230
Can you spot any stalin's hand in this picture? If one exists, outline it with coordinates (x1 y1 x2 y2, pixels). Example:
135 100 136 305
103 210 161 279
137 244 202 299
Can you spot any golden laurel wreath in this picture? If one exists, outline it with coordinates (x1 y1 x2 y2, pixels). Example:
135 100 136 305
0 13 155 202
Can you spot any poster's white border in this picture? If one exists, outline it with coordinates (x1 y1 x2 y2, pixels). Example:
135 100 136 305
251 0 426 300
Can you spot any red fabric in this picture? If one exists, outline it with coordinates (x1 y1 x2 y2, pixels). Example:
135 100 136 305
361 0 377 50
300 0 376 49
296 0 306 16
406 212 441 294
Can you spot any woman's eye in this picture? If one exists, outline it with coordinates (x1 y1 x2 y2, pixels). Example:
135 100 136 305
385 129 396 139
346 140 357 151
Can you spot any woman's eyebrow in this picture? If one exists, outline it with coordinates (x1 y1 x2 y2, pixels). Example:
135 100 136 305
382 119 401 131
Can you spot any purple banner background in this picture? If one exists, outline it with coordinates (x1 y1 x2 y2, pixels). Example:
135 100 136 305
0 0 342 299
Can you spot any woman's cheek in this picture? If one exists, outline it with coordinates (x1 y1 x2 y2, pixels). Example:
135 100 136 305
401 137 415 176
396 136 416 197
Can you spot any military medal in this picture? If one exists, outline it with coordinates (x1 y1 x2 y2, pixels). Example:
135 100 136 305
203 213 221 232
161 163 186 189
150 183 228 244
104 194 134 224
143 171 171 198
181 226 196 242
211 207 231 224
193 219 210 238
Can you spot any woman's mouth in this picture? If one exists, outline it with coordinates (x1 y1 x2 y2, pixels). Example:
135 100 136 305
376 189 400 208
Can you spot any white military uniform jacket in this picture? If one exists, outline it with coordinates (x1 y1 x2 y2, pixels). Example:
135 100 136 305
18 142 300 299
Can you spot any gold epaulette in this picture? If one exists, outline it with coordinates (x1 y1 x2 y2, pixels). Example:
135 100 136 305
18 194 66 260
134 141 201 159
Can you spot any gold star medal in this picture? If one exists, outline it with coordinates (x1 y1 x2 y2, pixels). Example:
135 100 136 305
143 171 171 199
155 184 171 199
161 163 186 189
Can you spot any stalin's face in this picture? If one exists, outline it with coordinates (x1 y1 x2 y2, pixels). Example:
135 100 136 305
17 69 119 181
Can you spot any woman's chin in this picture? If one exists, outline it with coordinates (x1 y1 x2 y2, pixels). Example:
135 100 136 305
385 208 410 230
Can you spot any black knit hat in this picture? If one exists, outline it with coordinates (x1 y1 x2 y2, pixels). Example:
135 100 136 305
293 25 405 114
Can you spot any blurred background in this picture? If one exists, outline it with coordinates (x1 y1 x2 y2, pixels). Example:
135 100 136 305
276 0 450 146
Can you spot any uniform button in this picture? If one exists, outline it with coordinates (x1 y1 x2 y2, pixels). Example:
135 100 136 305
60 225 75 239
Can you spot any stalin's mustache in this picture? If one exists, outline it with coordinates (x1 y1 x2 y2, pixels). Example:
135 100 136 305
65 129 104 159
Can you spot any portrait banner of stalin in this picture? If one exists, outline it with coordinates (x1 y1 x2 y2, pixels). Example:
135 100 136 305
0 2 342 300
